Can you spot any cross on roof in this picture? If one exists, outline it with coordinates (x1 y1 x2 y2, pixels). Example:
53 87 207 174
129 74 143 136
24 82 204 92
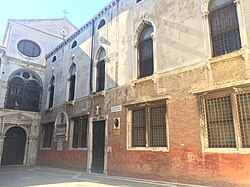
63 9 69 18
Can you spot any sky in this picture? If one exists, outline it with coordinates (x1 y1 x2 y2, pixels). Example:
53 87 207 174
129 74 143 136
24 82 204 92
0 0 112 41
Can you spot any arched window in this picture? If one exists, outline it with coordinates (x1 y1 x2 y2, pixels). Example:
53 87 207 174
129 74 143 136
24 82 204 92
52 56 56 63
68 63 76 101
138 24 154 78
71 41 77 49
96 48 106 92
98 19 106 30
5 69 42 112
48 76 55 108
208 0 241 57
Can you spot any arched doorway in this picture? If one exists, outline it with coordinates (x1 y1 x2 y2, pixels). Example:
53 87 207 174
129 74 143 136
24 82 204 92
1 127 27 165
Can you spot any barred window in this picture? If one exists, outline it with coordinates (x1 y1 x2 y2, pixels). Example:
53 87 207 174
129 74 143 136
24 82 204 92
5 70 42 112
68 63 76 101
72 116 88 148
138 25 154 78
129 102 167 148
42 123 54 148
96 48 106 92
209 0 241 57
48 76 55 109
201 90 250 150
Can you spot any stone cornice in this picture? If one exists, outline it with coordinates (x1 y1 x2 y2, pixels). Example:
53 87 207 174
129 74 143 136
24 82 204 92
45 0 120 60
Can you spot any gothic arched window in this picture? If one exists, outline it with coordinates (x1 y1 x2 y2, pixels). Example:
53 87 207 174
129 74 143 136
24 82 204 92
96 48 106 92
5 69 42 112
48 76 55 108
71 41 77 50
68 63 76 101
98 19 106 30
209 0 241 57
138 24 154 78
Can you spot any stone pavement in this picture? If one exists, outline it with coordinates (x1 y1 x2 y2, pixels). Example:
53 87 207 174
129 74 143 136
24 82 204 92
0 166 210 187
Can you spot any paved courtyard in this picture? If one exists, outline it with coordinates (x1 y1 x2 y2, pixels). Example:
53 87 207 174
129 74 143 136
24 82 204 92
0 166 210 187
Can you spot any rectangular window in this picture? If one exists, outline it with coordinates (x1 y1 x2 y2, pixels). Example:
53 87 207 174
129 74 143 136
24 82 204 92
129 101 168 149
72 116 88 148
42 123 54 148
201 89 250 150
136 0 143 3
209 2 241 57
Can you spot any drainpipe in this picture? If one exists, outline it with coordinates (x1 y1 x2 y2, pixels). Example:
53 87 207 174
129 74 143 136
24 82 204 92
89 19 95 95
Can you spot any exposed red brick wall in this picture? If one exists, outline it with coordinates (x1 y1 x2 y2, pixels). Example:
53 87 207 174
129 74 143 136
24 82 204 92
37 145 87 170
107 98 250 186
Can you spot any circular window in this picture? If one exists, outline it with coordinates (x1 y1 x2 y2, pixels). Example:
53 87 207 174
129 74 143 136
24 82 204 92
22 72 30 79
17 40 41 57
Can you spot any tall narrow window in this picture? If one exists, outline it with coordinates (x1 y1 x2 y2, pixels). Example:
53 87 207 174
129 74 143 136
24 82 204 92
209 0 241 57
138 25 154 78
48 76 55 108
68 63 76 101
72 116 88 148
96 48 106 92
42 123 54 148
5 69 42 112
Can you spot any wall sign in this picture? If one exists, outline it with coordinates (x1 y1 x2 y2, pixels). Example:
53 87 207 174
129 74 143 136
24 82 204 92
111 105 122 113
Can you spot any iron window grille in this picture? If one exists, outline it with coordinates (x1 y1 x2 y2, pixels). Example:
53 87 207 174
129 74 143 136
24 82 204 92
48 76 55 109
201 89 250 150
128 102 167 148
72 116 88 148
5 71 42 112
138 25 154 78
96 60 105 92
68 64 76 101
42 123 54 148
209 1 241 57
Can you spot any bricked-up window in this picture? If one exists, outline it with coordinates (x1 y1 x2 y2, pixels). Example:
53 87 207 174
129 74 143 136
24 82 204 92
201 90 250 150
72 116 88 148
138 25 154 78
42 123 54 148
209 0 241 57
129 102 167 148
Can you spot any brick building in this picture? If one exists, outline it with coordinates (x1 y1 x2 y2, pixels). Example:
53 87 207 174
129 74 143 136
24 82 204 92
2 0 249 186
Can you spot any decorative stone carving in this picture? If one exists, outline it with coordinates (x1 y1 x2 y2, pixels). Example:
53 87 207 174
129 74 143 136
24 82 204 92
201 0 209 17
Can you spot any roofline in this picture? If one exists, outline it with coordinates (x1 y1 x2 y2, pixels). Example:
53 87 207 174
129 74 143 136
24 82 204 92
45 0 120 59
2 18 77 45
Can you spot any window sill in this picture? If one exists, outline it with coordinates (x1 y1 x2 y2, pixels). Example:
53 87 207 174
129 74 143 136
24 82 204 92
40 147 52 150
203 148 250 154
208 48 248 64
132 74 156 86
127 147 169 152
69 147 88 151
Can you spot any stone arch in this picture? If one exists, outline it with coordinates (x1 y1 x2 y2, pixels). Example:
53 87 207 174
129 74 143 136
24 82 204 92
5 68 43 112
7 68 43 88
134 19 155 47
95 46 106 64
54 111 69 141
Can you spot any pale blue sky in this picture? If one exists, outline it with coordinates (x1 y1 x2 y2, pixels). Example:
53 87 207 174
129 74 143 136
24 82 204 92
0 0 111 41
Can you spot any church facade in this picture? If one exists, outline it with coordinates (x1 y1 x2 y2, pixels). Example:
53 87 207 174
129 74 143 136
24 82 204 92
0 18 76 166
1 0 250 186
